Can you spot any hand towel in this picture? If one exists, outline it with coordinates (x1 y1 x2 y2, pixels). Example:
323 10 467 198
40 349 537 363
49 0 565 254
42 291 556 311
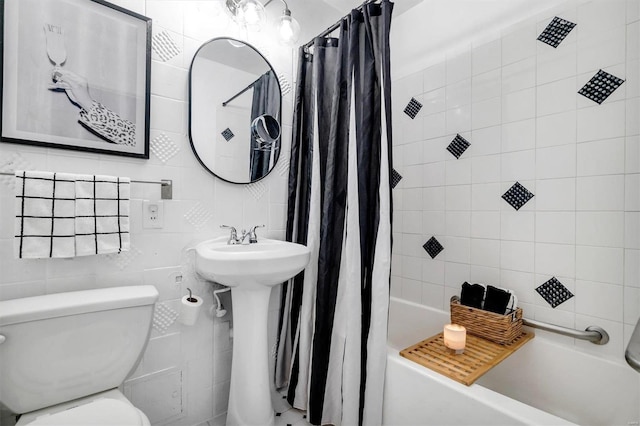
460 282 485 309
14 171 76 258
75 174 130 256
483 285 512 314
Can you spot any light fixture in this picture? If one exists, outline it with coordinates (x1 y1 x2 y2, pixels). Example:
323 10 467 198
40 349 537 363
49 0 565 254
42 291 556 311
275 5 300 45
226 0 301 46
225 0 266 30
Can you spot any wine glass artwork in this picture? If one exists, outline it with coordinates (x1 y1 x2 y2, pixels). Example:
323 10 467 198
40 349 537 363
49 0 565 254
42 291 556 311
43 23 66 82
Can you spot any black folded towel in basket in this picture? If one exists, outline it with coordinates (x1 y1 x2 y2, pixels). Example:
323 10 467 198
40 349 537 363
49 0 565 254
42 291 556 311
460 282 485 309
483 285 512 314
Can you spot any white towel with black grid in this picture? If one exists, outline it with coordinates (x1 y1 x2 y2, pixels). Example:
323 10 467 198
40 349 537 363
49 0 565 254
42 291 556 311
75 174 130 256
14 171 130 258
14 171 77 258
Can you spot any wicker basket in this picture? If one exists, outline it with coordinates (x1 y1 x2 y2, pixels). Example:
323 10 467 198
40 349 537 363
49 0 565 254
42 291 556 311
450 296 523 345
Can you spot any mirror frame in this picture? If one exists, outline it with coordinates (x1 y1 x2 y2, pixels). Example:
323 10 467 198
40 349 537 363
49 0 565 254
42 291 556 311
188 37 282 185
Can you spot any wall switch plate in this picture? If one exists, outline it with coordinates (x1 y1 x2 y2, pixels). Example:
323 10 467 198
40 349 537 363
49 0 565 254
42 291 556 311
143 200 164 229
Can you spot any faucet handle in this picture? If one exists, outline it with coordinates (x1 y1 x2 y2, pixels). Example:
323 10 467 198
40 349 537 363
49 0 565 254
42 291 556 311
220 225 238 244
248 224 265 243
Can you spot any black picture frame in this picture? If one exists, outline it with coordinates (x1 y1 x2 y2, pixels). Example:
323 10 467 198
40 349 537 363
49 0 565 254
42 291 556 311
0 0 151 159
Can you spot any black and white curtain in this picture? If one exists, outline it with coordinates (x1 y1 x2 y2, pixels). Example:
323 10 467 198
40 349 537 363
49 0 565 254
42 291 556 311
275 2 393 425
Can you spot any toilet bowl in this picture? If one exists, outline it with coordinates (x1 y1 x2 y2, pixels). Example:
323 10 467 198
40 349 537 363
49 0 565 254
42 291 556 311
0 286 159 425
16 390 150 426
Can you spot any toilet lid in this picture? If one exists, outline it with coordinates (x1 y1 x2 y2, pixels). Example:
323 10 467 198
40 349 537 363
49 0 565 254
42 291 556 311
26 399 145 425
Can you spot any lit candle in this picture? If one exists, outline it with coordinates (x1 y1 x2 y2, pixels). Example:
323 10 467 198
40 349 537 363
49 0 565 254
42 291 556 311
444 324 466 354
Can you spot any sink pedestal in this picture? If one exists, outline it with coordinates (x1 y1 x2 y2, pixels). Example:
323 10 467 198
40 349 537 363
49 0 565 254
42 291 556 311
193 237 310 426
226 286 275 426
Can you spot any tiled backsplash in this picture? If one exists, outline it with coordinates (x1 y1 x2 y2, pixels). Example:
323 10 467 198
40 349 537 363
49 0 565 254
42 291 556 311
0 1 293 425
391 0 639 363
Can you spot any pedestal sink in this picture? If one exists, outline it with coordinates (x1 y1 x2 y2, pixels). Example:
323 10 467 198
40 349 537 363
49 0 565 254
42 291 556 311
195 237 311 426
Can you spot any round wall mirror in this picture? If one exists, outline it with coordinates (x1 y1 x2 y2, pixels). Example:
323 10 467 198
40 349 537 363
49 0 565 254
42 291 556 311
189 38 282 184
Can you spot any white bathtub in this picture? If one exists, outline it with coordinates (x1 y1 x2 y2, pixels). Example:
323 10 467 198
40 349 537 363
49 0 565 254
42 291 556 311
383 297 640 426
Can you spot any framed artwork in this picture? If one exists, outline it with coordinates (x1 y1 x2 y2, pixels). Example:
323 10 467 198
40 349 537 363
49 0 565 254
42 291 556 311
0 0 151 158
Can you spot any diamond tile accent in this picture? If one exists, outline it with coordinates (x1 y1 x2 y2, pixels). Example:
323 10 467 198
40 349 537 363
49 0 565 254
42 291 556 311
278 73 292 96
106 245 142 270
423 236 444 259
185 203 213 229
152 30 181 62
391 168 403 189
276 157 290 177
403 97 422 119
537 16 577 48
153 303 179 334
502 182 534 211
151 133 180 163
446 134 471 159
578 69 625 104
221 128 235 141
536 277 574 308
246 180 267 200
0 152 34 190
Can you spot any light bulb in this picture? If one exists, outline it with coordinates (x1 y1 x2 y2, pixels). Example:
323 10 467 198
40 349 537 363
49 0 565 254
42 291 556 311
237 0 265 30
277 13 300 45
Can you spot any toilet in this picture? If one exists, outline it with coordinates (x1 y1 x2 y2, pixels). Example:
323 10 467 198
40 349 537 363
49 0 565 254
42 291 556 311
0 285 159 425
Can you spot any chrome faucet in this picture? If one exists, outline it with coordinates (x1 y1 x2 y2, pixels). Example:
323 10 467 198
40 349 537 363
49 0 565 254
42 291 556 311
220 225 239 245
248 224 265 244
221 224 265 245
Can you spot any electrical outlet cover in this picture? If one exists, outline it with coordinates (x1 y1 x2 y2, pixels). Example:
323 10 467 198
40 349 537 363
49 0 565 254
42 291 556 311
143 200 164 229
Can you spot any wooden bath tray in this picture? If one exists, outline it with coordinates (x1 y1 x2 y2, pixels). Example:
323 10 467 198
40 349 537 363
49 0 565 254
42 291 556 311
399 332 534 386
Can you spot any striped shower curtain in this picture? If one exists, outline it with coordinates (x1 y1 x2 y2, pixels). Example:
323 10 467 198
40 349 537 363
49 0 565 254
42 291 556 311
275 2 394 425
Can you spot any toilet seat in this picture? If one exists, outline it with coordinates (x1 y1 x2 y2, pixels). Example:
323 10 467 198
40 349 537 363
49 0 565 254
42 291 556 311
17 396 150 426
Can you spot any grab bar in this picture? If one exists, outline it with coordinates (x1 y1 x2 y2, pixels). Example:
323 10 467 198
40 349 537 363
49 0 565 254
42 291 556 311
449 296 609 345
626 317 640 373
522 318 609 345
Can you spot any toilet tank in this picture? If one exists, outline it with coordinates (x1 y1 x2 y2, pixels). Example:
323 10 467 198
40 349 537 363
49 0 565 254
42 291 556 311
0 286 159 414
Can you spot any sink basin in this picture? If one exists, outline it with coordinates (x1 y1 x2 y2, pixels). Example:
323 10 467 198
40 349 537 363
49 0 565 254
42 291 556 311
195 237 310 289
194 236 311 425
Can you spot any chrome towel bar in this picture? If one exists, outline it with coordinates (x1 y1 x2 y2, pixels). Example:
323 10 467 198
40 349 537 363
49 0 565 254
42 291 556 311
0 172 173 200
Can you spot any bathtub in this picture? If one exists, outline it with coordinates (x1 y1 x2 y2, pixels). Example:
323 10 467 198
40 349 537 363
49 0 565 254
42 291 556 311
383 297 640 426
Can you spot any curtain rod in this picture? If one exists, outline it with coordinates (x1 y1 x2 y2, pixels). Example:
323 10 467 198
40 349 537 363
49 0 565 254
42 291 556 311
302 0 378 51
222 71 272 107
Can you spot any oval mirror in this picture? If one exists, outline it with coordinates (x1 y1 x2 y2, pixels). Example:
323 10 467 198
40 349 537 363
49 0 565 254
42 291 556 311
189 38 281 184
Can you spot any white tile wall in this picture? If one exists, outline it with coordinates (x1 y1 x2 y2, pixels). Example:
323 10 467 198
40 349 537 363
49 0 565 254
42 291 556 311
0 1 294 425
391 0 639 364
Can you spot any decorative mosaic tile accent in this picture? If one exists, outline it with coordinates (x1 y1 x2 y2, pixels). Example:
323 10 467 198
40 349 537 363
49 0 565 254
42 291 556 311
0 152 34 190
391 168 403 189
246 180 267 200
446 134 471 159
276 157 290 177
221 128 235 141
153 303 179 334
502 182 534 211
278 73 292 97
106 245 142 270
184 203 213 229
152 30 181 62
150 133 180 163
536 277 574 308
537 16 576 48
423 236 444 259
578 69 625 104
403 97 422 119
